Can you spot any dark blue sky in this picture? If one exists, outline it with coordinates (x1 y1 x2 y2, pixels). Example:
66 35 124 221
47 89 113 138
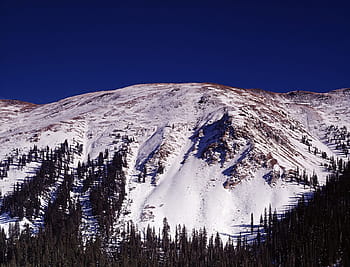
1 1 350 104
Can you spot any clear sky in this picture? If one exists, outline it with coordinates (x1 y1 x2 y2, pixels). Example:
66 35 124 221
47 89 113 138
1 1 350 104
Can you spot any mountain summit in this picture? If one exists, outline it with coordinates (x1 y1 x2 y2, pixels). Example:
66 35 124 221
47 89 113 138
0 83 349 238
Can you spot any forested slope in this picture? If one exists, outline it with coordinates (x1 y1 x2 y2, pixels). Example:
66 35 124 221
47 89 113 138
0 160 348 266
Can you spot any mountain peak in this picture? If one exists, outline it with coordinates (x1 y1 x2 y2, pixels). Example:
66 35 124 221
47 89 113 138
0 82 349 243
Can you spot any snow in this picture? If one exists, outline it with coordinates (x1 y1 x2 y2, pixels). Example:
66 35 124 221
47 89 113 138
0 162 40 197
0 83 348 241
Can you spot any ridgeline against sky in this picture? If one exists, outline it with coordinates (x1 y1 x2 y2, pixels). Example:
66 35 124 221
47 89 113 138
1 1 349 104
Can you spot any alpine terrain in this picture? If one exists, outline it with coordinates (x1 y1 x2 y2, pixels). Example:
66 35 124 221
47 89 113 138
0 83 349 250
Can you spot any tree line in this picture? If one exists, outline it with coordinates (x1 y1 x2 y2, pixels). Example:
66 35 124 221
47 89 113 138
0 160 348 265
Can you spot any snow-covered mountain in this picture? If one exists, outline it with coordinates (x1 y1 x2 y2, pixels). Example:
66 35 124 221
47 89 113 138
0 83 349 239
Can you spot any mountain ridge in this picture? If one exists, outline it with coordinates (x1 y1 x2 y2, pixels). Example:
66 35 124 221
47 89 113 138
0 82 349 240
1 82 349 106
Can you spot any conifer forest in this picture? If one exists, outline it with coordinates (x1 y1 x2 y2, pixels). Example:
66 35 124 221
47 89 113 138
0 140 349 266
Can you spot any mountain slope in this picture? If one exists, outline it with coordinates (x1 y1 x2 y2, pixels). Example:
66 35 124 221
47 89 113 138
0 83 349 239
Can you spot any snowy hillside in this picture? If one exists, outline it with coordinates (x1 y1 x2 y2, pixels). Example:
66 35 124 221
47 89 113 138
0 83 349 240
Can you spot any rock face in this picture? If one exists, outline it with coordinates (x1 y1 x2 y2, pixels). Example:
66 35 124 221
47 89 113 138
0 83 349 238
